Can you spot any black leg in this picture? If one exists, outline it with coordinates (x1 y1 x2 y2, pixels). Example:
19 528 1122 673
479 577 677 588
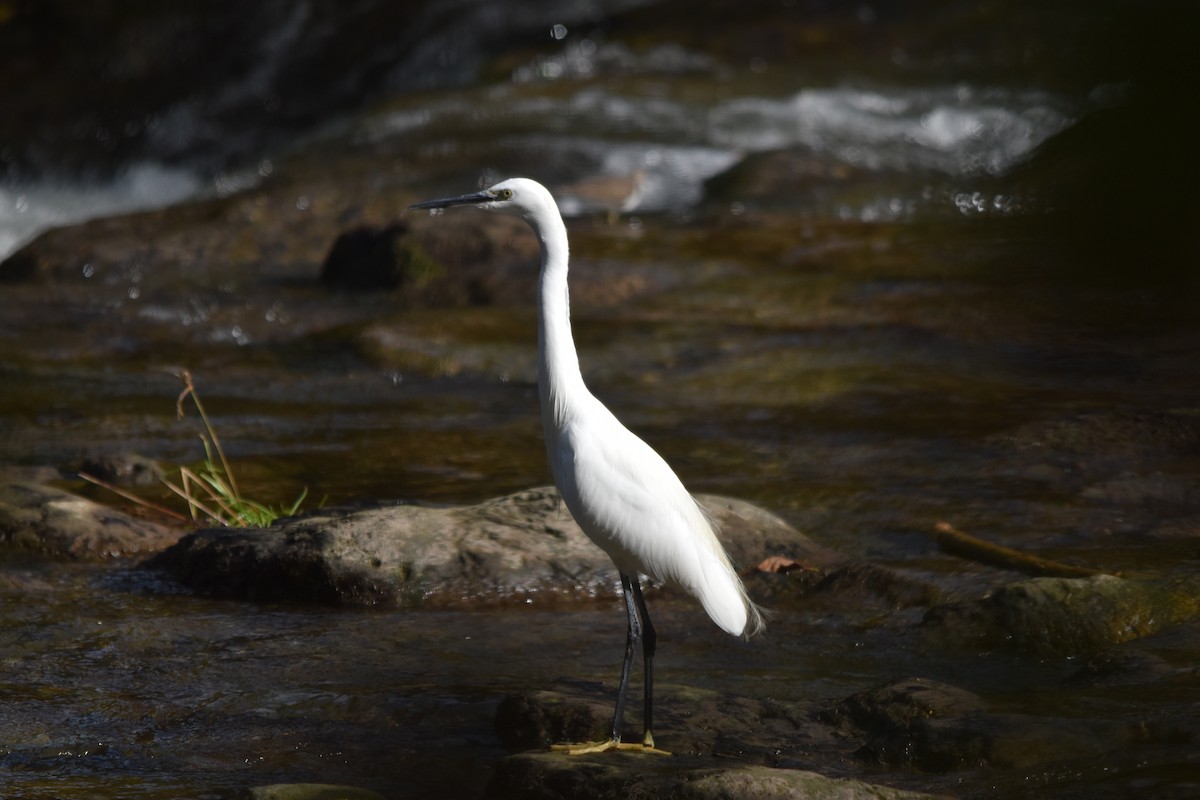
610 572 643 743
550 572 667 755
629 576 657 747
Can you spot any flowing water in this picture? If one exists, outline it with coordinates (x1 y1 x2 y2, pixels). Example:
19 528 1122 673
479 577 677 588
2 2 1199 798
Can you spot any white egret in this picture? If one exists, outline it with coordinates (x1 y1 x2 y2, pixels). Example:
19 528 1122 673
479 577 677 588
410 178 764 754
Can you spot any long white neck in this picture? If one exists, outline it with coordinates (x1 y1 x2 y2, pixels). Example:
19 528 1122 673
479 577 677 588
534 209 588 441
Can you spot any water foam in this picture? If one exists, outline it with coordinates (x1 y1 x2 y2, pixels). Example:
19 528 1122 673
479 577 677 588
0 162 202 260
706 85 1076 176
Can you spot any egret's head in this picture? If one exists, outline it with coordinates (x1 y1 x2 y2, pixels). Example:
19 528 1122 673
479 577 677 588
409 178 558 225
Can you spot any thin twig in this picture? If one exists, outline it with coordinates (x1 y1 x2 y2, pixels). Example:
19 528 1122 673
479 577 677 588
181 465 239 524
933 521 1111 578
78 472 189 522
169 467 229 527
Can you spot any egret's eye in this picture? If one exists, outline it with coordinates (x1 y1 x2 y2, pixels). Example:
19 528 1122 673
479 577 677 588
499 189 513 200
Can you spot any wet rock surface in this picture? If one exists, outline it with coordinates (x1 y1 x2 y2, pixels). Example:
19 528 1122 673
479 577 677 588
823 677 1156 772
0 467 181 560
247 785 387 800
495 685 818 761
147 486 822 606
922 574 1200 655
320 214 541 305
0 181 539 309
486 753 941 800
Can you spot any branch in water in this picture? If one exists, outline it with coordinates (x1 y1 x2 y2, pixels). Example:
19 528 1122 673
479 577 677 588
933 521 1113 578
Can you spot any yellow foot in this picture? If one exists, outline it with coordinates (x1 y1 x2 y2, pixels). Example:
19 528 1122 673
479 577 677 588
550 737 671 756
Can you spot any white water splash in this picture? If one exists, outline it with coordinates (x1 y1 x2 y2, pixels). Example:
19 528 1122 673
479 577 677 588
0 162 203 260
706 85 1076 176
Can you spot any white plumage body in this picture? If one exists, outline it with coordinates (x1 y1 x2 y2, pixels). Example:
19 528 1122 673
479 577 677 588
411 176 763 751
546 392 754 636
516 175 762 639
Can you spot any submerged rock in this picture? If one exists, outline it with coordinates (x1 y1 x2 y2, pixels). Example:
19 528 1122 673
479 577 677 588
319 223 419 291
494 684 824 764
495 690 614 750
921 574 1200 655
320 213 540 305
146 486 817 607
247 784 386 800
0 468 180 560
825 677 1153 772
486 752 939 800
813 562 944 608
77 453 165 488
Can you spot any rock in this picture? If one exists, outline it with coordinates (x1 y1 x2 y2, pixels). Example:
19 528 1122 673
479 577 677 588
146 486 817 606
1064 649 1180 689
0 181 538 307
353 312 535 380
825 678 1152 772
77 453 165 488
495 690 613 749
823 678 985 771
813 562 944 608
0 567 57 594
998 411 1200 462
1006 58 1200 275
0 244 45 282
1081 472 1198 506
246 785 386 800
322 213 540 306
676 767 939 800
493 685 814 760
827 678 985 733
0 469 181 560
0 192 326 299
750 559 943 621
485 752 940 800
921 574 1200 655
704 148 873 207
320 223 424 291
988 410 1200 509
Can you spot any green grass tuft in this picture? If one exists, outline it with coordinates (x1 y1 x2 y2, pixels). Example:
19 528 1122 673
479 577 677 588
83 370 311 529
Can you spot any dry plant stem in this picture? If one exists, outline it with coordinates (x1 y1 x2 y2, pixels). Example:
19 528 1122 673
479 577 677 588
176 369 238 498
188 462 239 521
166 468 226 526
933 521 1109 578
78 472 188 523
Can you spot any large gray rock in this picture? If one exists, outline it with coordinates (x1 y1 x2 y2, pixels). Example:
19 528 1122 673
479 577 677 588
147 486 821 606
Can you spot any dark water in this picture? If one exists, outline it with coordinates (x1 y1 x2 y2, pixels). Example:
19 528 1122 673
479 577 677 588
2 2 1199 798
1 560 868 800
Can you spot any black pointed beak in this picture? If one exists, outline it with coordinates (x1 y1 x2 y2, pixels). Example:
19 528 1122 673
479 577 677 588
409 190 493 211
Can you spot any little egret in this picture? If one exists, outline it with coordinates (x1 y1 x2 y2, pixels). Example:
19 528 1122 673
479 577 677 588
410 178 764 754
